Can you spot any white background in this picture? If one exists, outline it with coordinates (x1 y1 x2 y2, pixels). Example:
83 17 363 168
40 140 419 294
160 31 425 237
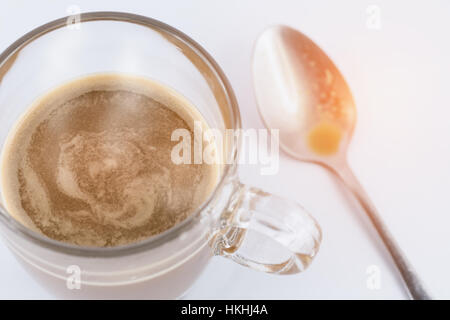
0 0 449 299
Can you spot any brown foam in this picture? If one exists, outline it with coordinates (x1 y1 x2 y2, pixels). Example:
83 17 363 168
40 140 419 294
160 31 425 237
0 74 219 247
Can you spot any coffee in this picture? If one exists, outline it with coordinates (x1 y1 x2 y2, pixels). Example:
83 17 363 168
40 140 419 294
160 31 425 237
0 74 219 247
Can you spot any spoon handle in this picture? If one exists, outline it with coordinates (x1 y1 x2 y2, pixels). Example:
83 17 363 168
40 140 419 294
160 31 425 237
332 162 431 300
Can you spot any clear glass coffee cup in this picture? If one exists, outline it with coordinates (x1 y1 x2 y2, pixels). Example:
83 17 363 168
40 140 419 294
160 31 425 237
0 12 321 299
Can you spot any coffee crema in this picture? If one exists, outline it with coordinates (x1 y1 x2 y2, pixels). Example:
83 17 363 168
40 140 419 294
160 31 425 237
0 74 219 247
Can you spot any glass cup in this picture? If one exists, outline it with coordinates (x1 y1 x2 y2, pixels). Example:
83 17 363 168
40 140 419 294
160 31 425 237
0 12 321 299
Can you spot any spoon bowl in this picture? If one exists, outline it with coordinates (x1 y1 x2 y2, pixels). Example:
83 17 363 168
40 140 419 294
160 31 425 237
253 25 356 167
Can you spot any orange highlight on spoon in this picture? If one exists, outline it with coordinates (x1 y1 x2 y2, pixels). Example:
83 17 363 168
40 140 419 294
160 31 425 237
307 121 342 155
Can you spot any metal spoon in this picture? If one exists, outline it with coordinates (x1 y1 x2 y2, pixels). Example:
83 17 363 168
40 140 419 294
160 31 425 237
252 25 430 300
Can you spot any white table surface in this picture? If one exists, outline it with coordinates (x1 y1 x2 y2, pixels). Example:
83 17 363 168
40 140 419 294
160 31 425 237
0 0 449 299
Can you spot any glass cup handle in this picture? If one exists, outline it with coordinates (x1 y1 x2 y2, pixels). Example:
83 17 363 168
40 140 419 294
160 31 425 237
211 181 322 274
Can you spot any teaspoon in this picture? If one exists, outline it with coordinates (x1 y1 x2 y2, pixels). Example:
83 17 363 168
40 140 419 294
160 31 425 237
252 25 430 300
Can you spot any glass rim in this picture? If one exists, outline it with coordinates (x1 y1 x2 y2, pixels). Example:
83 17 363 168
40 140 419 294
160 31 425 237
0 11 241 257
